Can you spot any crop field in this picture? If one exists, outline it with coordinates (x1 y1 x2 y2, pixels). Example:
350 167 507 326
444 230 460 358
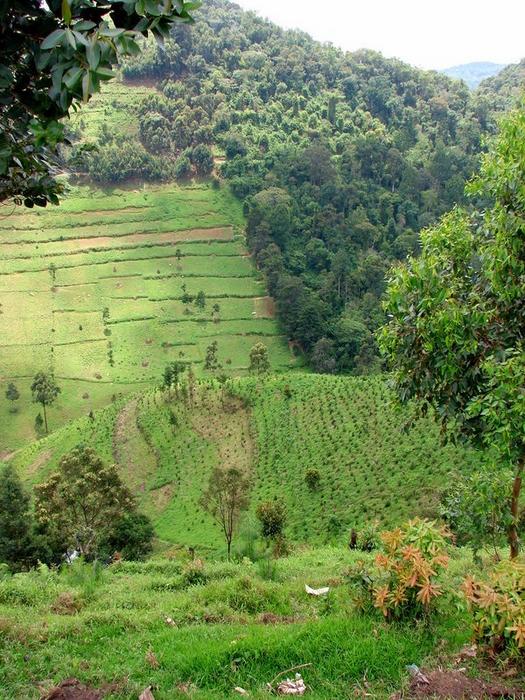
9 374 482 549
0 183 296 452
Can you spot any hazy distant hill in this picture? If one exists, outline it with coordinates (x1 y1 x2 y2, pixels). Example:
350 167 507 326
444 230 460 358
441 61 505 88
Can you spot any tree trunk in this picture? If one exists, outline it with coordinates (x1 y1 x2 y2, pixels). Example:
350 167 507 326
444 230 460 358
227 538 231 562
509 454 525 559
43 402 48 434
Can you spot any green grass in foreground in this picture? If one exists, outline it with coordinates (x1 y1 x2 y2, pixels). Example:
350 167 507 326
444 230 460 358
0 547 473 699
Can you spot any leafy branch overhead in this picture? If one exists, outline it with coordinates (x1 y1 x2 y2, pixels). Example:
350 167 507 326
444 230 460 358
0 0 200 207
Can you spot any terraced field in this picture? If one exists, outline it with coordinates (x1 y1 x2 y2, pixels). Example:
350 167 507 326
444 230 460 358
9 374 482 548
0 183 295 451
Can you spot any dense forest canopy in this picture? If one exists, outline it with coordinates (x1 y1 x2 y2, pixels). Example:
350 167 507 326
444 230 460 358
66 0 524 374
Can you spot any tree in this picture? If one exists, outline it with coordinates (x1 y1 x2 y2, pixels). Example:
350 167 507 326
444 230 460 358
191 144 214 175
204 340 221 372
31 371 61 434
311 338 336 374
249 342 270 375
34 445 134 558
256 500 286 541
0 464 35 571
5 382 20 412
305 468 321 491
195 290 206 309
98 511 154 561
200 467 250 559
1 0 199 207
379 106 525 558
162 361 185 398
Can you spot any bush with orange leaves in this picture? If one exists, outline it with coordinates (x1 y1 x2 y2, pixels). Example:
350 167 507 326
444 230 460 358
348 518 451 620
463 559 525 657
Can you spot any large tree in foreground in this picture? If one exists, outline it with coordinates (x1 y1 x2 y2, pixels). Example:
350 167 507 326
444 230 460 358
34 445 134 558
379 105 525 558
0 0 199 207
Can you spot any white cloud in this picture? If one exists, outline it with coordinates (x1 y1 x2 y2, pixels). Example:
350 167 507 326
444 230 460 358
234 0 525 69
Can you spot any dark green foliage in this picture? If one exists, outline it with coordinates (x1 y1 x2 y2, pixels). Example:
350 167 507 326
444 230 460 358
30 371 61 434
5 382 20 412
305 468 321 491
191 144 214 175
0 0 199 206
62 0 519 373
204 340 221 372
0 465 35 571
380 106 525 558
248 342 270 375
98 511 155 561
256 500 286 541
34 445 135 558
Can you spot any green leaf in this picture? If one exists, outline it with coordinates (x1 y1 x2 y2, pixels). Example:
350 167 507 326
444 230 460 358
81 71 91 102
94 67 115 81
63 66 83 89
86 42 101 70
64 29 77 50
41 29 65 50
62 0 72 25
73 20 96 31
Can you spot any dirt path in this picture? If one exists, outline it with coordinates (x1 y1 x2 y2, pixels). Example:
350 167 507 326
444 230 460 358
113 398 157 493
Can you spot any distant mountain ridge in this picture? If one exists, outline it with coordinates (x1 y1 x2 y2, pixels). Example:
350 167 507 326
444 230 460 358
441 61 505 89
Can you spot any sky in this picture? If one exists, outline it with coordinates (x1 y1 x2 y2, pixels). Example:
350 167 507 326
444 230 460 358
234 0 525 70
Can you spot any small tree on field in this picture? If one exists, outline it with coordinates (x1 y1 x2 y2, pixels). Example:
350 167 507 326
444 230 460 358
31 371 60 435
0 464 36 571
200 467 250 560
249 342 270 375
195 290 206 309
305 468 321 491
256 500 287 541
34 446 134 558
5 382 20 412
162 361 185 399
380 107 525 558
204 340 221 372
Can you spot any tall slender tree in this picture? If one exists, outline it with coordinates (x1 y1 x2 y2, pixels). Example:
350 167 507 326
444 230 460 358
31 371 61 434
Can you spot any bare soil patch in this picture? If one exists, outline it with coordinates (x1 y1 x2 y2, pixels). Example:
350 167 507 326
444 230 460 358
254 296 275 318
395 668 525 699
26 449 53 477
39 678 105 700
150 483 174 509
38 226 234 253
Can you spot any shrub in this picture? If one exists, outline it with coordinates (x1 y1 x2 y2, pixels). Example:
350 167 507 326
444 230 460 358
357 520 381 552
349 518 451 620
181 558 207 587
463 559 525 656
305 468 321 491
256 500 287 541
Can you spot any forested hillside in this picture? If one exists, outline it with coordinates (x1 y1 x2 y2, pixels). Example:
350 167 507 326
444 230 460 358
63 0 522 375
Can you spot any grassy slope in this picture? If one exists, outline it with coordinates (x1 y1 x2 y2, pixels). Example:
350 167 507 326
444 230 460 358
9 374 482 549
0 182 297 452
0 547 473 700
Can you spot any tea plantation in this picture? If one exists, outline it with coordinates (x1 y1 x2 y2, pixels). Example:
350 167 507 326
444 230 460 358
0 183 295 452
8 374 482 549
